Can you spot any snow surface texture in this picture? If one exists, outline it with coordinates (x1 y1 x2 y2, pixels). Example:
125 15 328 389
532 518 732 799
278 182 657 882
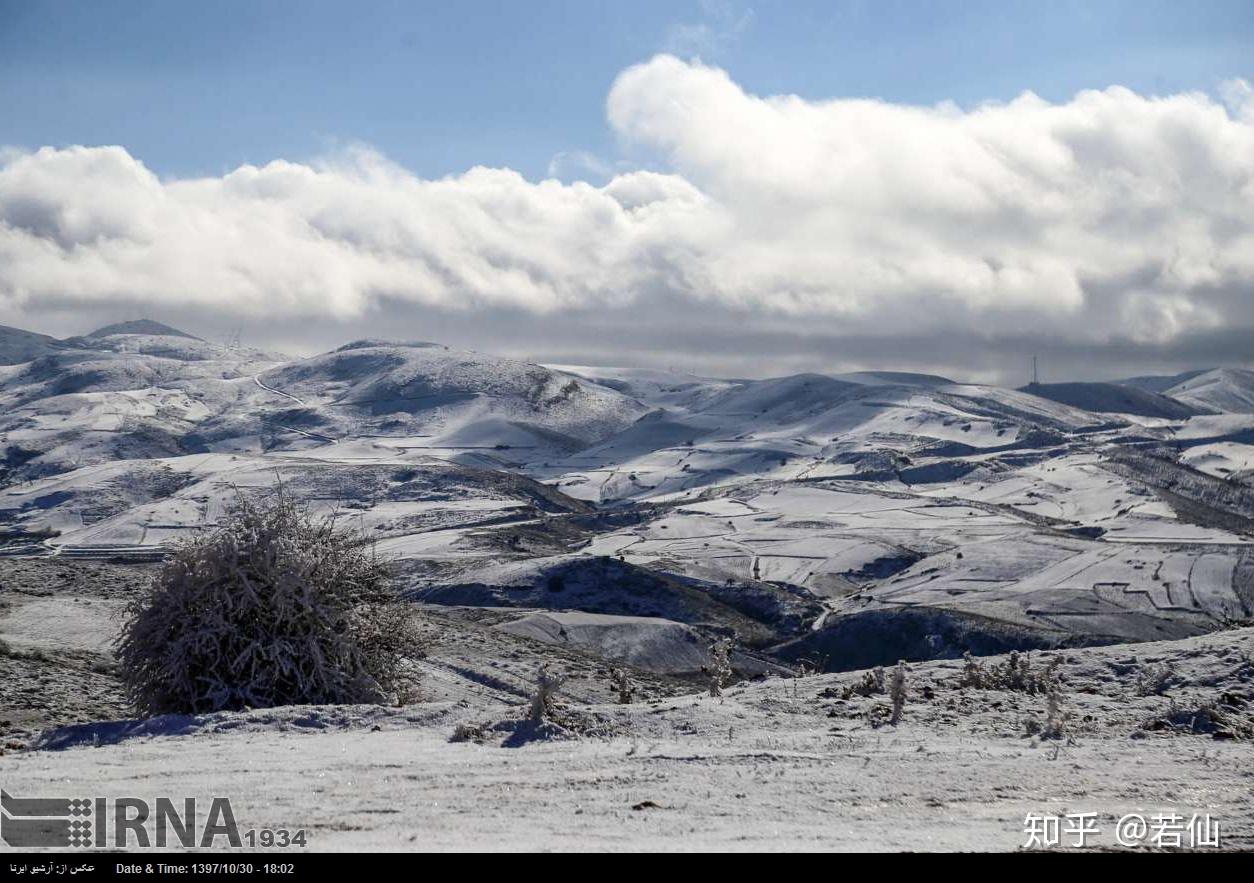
3 621 1252 851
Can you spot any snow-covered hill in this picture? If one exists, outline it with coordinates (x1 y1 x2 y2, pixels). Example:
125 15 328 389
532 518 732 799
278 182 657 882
0 324 65 365
1165 368 1254 414
79 319 202 340
0 325 646 484
1018 381 1202 419
1116 369 1209 394
250 341 648 456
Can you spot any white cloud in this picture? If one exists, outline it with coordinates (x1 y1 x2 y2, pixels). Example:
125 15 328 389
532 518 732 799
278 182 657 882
1220 78 1254 122
606 58 1254 342
0 144 707 318
545 150 618 183
663 1 755 58
1 56 1253 369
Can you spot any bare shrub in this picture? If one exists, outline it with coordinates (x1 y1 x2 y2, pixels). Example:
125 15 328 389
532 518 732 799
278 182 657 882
1042 659 1067 739
706 637 733 698
842 666 886 699
114 490 421 715
450 722 487 744
529 665 567 721
1135 661 1179 696
960 649 1057 694
889 660 907 725
0 640 50 663
608 666 635 704
450 664 621 747
1000 650 1034 692
1139 697 1254 741
959 651 986 688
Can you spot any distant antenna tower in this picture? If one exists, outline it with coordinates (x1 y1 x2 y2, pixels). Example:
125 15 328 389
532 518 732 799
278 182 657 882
1032 355 1039 386
225 327 242 350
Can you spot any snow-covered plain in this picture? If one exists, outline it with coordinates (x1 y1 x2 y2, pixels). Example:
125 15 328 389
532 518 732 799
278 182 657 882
3 624 1252 852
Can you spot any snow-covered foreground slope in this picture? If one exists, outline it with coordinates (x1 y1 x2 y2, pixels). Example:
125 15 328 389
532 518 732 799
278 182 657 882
4 627 1252 852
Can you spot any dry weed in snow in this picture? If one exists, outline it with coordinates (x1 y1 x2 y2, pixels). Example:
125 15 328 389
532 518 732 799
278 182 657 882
1042 659 1068 740
529 665 567 722
608 666 635 704
706 637 732 698
1135 661 1180 696
889 660 907 726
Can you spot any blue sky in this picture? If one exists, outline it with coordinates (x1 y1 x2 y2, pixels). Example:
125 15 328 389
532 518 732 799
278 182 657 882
2 0 1251 181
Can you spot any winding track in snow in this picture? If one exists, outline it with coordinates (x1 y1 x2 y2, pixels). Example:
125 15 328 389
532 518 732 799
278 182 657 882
253 374 305 407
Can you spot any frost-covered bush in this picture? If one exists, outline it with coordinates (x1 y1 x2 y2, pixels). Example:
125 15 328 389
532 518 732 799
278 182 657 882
1135 661 1179 696
1041 658 1067 739
706 638 733 698
115 491 420 715
1139 698 1254 741
889 661 907 725
958 649 1057 694
842 666 886 699
1042 680 1067 740
528 665 567 721
959 651 985 688
608 666 635 704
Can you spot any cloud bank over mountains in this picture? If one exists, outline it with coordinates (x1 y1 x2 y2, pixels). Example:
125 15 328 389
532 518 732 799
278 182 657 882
1 55 1252 379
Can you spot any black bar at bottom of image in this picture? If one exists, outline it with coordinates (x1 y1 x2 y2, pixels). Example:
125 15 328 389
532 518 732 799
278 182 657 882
1 853 443 878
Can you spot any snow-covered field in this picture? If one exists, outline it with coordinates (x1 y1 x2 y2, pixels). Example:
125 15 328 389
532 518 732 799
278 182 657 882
3 623 1252 852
